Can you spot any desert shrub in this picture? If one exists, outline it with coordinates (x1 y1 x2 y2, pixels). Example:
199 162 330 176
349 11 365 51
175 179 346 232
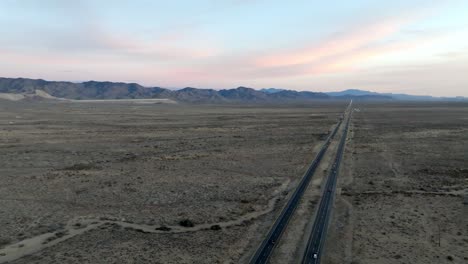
63 163 96 171
46 223 64 233
210 225 221 230
55 231 68 238
0 237 12 247
179 219 195 227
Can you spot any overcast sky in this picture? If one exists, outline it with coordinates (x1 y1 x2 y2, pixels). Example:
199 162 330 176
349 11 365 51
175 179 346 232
1 0 467 96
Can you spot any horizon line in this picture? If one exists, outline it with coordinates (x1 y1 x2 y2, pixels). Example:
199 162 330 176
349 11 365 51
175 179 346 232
0 75 465 99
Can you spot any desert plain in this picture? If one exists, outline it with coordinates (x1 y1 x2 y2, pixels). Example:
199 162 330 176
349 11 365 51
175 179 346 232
0 100 343 263
0 100 466 263
324 102 468 264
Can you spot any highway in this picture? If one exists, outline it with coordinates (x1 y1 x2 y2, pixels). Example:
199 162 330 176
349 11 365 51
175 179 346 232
301 102 352 264
249 102 351 264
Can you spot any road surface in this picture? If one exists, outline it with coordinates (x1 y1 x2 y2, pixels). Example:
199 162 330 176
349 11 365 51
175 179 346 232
249 102 352 264
301 103 352 264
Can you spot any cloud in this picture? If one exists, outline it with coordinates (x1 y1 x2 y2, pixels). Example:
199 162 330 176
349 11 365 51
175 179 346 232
164 17 421 81
0 0 219 62
254 17 411 68
315 58 468 97
1 1 466 96
437 50 468 58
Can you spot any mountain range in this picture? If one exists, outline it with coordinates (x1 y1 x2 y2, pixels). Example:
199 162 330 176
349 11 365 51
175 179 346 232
0 77 465 103
325 89 467 101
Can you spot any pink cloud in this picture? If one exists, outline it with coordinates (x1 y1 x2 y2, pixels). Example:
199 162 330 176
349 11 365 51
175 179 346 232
164 33 431 84
254 17 412 68
80 26 220 60
141 16 419 85
1 11 453 89
0 49 89 66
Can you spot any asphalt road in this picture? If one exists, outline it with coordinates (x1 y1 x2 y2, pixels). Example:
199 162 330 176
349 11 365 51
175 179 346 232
301 103 352 264
249 103 351 264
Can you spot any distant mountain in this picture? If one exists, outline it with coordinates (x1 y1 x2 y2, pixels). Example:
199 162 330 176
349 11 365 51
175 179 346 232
326 89 381 97
326 89 467 101
260 88 286 94
1 77 465 103
172 87 225 103
332 94 393 100
0 77 164 100
268 90 330 100
219 87 270 101
0 77 329 103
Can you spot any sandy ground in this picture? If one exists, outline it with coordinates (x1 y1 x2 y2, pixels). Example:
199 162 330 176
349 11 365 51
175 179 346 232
0 100 346 263
323 102 468 264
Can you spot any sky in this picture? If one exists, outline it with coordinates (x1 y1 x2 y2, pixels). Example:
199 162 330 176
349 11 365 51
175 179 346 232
1 0 467 96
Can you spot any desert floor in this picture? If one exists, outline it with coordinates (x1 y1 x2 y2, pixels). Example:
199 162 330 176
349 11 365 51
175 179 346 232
324 102 468 264
0 100 345 263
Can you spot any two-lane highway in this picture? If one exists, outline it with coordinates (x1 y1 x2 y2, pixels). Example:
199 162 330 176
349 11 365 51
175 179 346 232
250 102 352 264
301 103 352 264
